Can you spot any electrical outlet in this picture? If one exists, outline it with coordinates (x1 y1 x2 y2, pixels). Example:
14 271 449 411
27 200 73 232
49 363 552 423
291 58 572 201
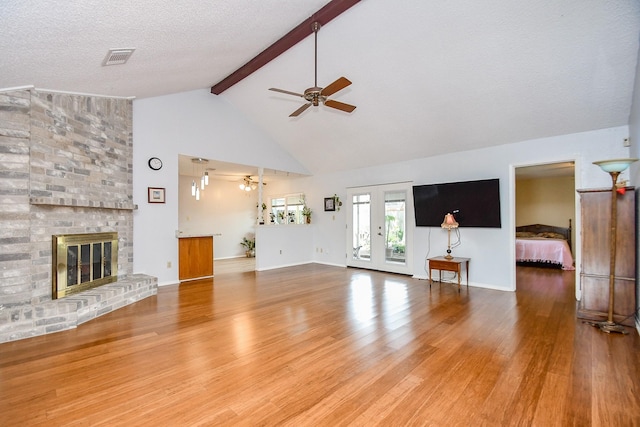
624 137 630 147
166 261 171 268
279 249 282 255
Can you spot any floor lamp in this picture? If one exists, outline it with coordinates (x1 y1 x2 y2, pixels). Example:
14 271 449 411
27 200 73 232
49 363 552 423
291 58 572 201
591 158 637 334
441 213 459 259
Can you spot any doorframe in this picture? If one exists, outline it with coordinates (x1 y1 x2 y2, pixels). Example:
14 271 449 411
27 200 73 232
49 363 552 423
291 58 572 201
510 157 581 299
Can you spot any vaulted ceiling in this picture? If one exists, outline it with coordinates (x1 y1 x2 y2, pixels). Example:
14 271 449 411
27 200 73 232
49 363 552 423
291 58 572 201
1 1 639 175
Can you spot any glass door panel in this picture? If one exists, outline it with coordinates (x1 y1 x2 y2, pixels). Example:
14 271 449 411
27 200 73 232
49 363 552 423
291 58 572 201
352 193 371 262
384 191 406 264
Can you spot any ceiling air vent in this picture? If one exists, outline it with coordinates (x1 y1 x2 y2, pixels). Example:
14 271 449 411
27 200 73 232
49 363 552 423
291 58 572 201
102 48 135 66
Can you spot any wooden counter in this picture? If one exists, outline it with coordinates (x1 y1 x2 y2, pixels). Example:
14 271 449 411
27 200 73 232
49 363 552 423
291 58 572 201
178 236 213 281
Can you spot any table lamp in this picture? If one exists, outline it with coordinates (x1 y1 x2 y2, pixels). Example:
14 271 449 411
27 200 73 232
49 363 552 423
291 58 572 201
441 213 459 259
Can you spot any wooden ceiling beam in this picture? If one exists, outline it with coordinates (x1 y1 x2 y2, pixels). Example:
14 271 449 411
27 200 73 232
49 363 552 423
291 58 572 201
210 0 361 95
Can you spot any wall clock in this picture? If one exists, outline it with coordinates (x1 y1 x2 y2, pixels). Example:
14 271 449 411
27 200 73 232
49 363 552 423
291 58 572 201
148 157 162 171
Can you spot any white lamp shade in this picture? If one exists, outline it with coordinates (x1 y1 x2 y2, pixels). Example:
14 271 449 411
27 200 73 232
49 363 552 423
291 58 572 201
593 158 638 173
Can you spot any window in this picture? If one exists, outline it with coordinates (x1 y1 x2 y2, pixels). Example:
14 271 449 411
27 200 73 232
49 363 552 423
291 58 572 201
269 193 305 225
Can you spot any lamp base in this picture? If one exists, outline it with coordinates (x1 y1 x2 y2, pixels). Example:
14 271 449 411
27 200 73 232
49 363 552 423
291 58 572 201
444 249 453 260
586 320 629 335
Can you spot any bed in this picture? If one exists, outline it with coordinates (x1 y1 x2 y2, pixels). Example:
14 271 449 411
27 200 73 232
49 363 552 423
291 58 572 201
515 221 574 270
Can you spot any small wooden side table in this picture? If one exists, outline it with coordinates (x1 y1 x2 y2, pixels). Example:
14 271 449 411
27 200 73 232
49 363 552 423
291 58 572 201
428 256 470 291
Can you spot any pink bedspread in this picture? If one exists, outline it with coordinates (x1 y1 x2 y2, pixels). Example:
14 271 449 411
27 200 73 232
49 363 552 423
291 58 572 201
516 238 575 270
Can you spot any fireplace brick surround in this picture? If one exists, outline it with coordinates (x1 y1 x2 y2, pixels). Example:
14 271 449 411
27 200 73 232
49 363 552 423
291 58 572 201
0 88 157 343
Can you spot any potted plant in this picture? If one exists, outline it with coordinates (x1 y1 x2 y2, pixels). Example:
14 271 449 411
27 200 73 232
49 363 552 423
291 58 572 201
302 205 312 224
257 203 267 224
333 194 342 211
240 236 255 257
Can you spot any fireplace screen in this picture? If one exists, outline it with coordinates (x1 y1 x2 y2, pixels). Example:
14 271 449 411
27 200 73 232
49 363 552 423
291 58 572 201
52 232 118 299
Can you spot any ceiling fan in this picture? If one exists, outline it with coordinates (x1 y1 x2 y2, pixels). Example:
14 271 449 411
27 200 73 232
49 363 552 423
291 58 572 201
269 22 356 117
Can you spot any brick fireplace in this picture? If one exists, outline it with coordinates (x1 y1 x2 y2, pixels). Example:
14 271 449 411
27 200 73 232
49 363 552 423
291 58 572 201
0 88 157 343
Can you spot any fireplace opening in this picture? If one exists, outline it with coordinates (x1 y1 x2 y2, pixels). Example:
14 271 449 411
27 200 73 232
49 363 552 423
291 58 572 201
52 232 118 299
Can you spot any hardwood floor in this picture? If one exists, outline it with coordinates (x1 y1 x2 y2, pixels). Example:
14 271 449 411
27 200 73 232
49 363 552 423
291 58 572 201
214 257 255 275
1 265 639 426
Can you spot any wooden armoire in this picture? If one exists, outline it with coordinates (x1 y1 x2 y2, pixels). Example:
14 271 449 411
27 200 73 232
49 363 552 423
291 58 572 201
577 187 636 326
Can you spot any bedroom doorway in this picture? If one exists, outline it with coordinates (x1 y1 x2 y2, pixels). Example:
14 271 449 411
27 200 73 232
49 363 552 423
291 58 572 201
514 161 577 290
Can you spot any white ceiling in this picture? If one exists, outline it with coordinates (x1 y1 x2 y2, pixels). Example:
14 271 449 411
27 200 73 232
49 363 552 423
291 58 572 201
2 0 639 176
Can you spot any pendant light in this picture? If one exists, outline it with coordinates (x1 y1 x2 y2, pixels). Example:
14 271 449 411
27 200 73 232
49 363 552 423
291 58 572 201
191 157 210 200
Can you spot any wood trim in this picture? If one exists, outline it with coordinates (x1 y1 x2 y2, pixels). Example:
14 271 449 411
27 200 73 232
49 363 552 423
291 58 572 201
210 0 361 94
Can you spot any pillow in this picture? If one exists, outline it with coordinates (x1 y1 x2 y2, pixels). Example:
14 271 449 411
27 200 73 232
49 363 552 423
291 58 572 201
516 231 537 238
537 232 565 240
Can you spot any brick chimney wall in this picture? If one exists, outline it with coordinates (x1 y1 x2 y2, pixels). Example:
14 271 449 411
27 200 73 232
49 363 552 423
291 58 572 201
0 88 155 343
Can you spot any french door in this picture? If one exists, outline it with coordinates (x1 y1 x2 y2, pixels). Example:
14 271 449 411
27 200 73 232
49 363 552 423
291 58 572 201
346 182 413 275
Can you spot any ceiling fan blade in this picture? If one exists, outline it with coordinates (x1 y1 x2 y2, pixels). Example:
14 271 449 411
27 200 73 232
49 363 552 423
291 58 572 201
269 88 304 97
321 77 352 97
290 103 312 117
324 99 356 113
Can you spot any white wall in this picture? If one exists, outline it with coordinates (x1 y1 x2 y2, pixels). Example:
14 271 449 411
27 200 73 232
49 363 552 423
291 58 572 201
178 176 258 259
133 88 631 290
255 224 314 271
273 126 630 291
132 89 309 285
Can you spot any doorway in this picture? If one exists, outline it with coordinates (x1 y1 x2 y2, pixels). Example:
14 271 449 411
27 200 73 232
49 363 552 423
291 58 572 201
346 182 413 275
514 161 577 293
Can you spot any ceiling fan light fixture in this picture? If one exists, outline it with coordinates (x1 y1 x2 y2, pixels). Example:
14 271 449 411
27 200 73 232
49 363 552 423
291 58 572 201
268 22 355 117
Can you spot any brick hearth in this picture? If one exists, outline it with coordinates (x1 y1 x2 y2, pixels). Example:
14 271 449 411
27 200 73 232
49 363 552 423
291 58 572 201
1 274 157 342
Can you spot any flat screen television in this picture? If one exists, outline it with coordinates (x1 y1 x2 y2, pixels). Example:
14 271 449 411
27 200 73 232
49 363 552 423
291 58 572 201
412 178 501 228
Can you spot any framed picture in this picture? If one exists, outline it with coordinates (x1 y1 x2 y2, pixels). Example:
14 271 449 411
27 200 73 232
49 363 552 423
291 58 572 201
324 197 336 211
148 187 166 203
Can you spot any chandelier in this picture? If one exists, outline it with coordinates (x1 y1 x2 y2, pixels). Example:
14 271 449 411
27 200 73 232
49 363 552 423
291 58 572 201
239 176 258 192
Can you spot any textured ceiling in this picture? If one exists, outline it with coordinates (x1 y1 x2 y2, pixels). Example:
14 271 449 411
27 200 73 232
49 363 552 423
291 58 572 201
1 0 639 175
